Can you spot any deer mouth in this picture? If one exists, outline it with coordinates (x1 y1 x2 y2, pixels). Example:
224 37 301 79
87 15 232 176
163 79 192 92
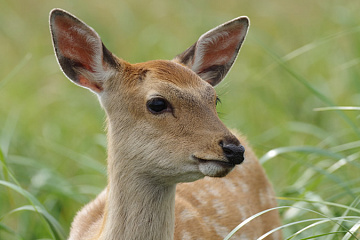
191 155 236 168
192 155 236 177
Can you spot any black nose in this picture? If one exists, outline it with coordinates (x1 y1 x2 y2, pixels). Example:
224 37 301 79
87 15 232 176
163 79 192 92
221 143 245 165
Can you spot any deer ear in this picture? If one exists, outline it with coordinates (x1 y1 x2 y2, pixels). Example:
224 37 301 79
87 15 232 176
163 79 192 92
49 9 118 94
174 17 249 86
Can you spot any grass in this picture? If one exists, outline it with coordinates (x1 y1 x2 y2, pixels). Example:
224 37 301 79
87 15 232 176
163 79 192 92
1 0 360 239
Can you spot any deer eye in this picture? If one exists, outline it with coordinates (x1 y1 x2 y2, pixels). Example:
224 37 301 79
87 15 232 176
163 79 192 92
147 98 171 114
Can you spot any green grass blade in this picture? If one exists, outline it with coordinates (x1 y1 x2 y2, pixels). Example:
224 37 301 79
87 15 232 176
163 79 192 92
224 204 358 240
300 232 350 240
0 110 20 158
314 107 360 111
326 197 360 240
5 205 67 240
260 146 358 197
0 180 66 240
254 39 360 137
0 223 24 240
251 26 360 85
42 141 106 175
279 197 360 215
287 121 338 146
223 206 284 240
261 218 358 240
331 140 360 153
286 219 342 240
0 148 7 180
342 219 360 240
8 155 90 203
283 26 360 62
260 146 345 164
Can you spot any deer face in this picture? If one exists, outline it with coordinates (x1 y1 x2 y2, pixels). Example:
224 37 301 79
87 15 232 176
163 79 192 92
99 59 243 182
50 9 248 183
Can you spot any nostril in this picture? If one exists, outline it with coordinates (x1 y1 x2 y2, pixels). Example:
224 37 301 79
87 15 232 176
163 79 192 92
222 146 233 155
221 144 245 165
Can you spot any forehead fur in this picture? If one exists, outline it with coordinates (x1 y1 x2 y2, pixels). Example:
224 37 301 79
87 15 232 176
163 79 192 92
135 60 205 88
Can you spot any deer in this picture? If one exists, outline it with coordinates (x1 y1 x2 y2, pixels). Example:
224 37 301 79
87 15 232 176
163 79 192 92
49 8 282 240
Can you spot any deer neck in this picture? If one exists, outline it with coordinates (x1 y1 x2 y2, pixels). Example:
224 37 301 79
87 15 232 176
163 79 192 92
100 122 176 240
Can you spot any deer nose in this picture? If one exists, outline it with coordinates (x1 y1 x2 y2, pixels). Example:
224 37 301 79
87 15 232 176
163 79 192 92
221 143 245 165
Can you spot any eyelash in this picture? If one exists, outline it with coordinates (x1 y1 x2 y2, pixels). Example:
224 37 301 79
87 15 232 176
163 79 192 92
215 96 221 106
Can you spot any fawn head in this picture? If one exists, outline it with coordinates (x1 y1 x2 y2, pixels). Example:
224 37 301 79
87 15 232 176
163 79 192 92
50 9 249 183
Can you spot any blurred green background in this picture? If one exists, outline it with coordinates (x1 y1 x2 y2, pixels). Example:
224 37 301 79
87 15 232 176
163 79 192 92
1 0 359 239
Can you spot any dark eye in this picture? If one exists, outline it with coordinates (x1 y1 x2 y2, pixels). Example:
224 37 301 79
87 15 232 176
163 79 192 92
147 98 171 114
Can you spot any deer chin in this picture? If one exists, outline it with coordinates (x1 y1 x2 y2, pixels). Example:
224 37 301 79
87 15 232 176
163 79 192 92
192 156 235 178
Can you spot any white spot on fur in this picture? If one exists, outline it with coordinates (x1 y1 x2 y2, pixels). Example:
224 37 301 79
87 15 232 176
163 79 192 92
204 183 221 197
259 189 268 207
259 186 276 207
192 189 209 203
180 209 193 222
181 230 192 240
203 216 230 238
220 178 237 193
236 204 249 221
212 199 227 215
240 181 249 193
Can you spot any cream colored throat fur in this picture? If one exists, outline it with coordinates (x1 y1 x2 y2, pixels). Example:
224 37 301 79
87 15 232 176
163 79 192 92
49 8 282 240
